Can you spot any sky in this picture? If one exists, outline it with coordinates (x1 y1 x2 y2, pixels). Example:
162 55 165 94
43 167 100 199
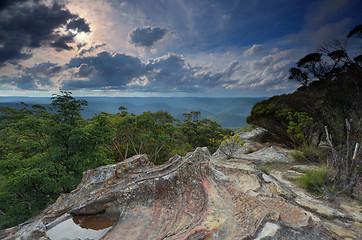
0 0 361 97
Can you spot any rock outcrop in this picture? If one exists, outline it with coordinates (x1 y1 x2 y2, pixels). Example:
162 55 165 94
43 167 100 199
1 129 360 240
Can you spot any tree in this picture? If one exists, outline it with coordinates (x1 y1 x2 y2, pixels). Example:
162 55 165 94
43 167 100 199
289 67 309 87
248 24 362 195
179 112 232 153
51 90 88 125
0 92 112 229
347 24 362 38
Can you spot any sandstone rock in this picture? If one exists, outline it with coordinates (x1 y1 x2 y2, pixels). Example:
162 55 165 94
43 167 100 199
254 222 280 239
238 127 268 141
262 174 297 200
11 221 47 240
242 141 264 154
323 222 357 239
295 197 346 219
238 146 294 163
289 165 318 173
1 148 342 239
351 221 362 228
282 170 305 181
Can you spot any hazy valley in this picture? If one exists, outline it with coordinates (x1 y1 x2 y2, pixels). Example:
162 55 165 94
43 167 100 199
0 97 265 127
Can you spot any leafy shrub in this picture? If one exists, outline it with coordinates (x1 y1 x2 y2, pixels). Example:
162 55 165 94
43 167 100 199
286 111 314 146
216 135 245 159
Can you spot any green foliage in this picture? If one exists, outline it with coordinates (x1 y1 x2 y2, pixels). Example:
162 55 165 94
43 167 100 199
247 44 361 148
0 91 112 229
286 111 314 147
296 166 329 193
178 113 231 154
0 93 232 229
51 91 88 125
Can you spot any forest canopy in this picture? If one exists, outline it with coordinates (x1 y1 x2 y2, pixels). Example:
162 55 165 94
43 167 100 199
0 91 232 229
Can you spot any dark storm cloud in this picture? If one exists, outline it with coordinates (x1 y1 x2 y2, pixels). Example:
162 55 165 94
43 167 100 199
63 51 145 89
25 62 62 76
145 54 196 91
0 61 65 90
0 0 90 66
78 64 96 77
66 18 90 32
129 27 168 47
0 61 60 90
11 75 38 90
50 33 76 51
79 43 106 56
0 0 35 11
62 51 240 92
0 73 53 90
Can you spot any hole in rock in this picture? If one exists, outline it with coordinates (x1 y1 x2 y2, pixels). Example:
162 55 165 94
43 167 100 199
46 212 119 240
73 212 119 230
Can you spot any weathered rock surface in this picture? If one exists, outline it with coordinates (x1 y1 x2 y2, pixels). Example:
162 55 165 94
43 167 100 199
1 128 360 240
2 148 341 240
282 170 306 181
289 165 317 173
295 197 345 219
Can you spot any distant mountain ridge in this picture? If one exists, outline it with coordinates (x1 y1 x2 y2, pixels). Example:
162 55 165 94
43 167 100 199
0 97 266 127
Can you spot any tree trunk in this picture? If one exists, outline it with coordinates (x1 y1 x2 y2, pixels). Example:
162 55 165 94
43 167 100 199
347 143 361 194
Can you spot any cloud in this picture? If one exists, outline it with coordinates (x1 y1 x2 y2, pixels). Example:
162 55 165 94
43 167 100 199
2 47 298 94
289 0 358 46
0 61 62 90
25 62 62 77
129 26 168 47
79 43 106 56
290 18 353 46
0 73 54 90
306 0 355 27
78 63 96 77
230 49 299 91
64 51 145 89
50 33 76 51
0 0 90 66
66 17 90 32
244 44 264 57
77 43 87 50
0 0 33 11
61 51 241 93
1 47 300 94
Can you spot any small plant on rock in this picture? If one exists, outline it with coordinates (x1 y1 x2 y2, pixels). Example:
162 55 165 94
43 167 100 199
216 134 245 159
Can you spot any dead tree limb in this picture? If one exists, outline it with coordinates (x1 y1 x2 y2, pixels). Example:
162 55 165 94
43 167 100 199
324 126 341 179
347 142 361 194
